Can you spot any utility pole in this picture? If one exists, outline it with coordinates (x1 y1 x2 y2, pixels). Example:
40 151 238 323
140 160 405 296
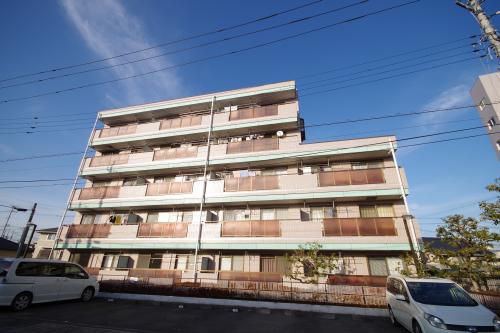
0 205 28 238
456 0 500 61
15 203 37 258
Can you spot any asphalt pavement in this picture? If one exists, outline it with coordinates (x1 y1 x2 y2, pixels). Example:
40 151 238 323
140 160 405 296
0 298 409 333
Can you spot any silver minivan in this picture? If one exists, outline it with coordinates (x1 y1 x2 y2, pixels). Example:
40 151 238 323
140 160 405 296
0 258 99 311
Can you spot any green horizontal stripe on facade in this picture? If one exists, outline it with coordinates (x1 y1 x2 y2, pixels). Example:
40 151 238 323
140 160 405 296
56 241 410 251
92 117 298 146
99 84 296 119
69 188 408 210
80 143 392 176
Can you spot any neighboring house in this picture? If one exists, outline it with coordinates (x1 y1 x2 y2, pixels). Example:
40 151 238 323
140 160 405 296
470 72 500 160
0 237 19 257
33 227 58 259
53 80 420 283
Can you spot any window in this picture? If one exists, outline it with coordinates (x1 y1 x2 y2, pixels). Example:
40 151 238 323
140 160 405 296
478 98 487 111
64 264 88 279
175 255 190 270
260 257 276 273
497 140 500 152
359 205 394 218
47 233 56 240
219 256 244 271
123 177 147 186
81 214 95 225
368 258 389 276
487 118 496 130
224 209 250 221
220 257 232 271
201 257 215 271
149 253 163 269
15 262 65 277
101 254 132 270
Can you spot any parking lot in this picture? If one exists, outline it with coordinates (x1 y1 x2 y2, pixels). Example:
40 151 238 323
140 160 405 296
0 298 407 333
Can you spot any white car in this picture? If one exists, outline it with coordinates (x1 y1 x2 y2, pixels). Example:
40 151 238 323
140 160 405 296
386 276 500 333
0 258 99 311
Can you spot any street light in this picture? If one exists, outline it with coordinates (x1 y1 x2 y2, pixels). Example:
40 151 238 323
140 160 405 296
0 205 28 238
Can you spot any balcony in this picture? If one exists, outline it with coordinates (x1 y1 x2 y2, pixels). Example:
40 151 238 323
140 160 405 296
153 146 198 161
145 182 193 196
128 269 182 280
229 105 278 121
221 220 281 237
137 222 189 238
226 137 278 154
90 154 129 167
318 168 385 187
323 218 397 237
78 186 121 200
66 224 111 238
160 114 202 130
224 175 279 192
99 124 137 138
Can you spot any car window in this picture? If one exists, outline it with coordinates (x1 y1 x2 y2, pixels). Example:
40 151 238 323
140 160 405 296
16 262 65 277
39 263 65 277
64 264 88 279
16 262 42 276
406 282 477 306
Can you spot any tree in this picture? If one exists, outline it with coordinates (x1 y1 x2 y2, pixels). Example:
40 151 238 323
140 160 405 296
285 242 338 284
480 178 500 225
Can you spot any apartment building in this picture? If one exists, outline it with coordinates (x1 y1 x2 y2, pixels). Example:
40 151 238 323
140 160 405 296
54 81 419 283
33 227 58 259
470 72 500 160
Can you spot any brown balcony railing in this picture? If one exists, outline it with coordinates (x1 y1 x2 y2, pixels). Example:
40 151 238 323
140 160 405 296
328 274 387 287
78 186 120 200
153 146 198 161
89 154 129 167
137 222 189 238
224 175 279 192
318 168 385 187
160 114 202 130
66 224 111 238
99 124 137 138
323 218 397 237
128 269 182 280
226 137 278 154
218 271 282 282
145 182 193 196
221 220 281 237
229 105 279 121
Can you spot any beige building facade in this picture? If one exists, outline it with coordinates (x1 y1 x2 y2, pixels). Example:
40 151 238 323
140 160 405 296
54 81 419 283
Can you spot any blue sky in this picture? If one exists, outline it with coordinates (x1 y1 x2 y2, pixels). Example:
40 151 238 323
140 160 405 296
0 0 498 240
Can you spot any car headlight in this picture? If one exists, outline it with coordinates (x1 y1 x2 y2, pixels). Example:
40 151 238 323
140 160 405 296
424 313 447 329
493 316 500 331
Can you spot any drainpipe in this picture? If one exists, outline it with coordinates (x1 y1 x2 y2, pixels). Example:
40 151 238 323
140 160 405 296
389 141 420 258
193 96 216 283
49 114 101 260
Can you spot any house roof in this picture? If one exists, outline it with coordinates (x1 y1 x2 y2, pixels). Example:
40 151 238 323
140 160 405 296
0 237 18 251
422 237 458 251
37 227 58 234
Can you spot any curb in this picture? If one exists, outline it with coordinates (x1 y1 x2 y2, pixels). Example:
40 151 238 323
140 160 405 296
97 292 388 317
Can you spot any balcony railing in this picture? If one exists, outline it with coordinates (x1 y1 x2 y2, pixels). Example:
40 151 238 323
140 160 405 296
145 182 193 196
224 175 279 192
318 168 385 187
226 137 278 154
328 274 387 287
137 222 189 238
323 218 397 236
89 154 129 167
218 271 282 282
229 105 279 121
153 146 198 161
221 220 281 237
66 224 111 238
99 124 137 138
78 186 120 200
160 114 202 130
128 269 182 280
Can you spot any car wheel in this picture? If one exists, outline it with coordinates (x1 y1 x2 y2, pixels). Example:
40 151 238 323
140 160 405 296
413 321 423 333
388 307 400 327
11 292 32 312
81 287 94 302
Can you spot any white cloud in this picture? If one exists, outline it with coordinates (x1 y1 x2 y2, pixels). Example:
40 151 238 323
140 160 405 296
59 0 184 105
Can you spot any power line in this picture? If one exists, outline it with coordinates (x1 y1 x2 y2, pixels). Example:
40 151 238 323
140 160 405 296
0 1 369 90
0 178 74 184
0 151 84 163
0 0 325 83
0 1 420 104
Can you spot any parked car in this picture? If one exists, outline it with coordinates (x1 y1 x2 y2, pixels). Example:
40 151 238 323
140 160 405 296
386 275 500 333
0 258 99 311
